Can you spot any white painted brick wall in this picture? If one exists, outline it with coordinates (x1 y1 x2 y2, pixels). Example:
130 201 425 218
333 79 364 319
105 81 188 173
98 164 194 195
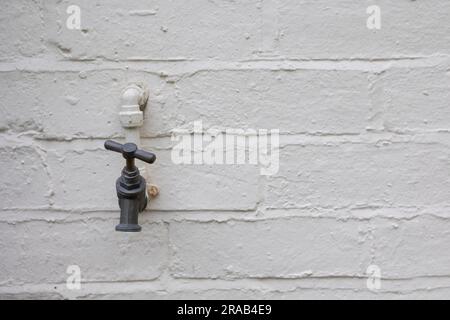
1 0 450 299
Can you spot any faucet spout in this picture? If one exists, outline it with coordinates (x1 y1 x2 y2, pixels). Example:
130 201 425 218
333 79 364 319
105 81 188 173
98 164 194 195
117 199 145 232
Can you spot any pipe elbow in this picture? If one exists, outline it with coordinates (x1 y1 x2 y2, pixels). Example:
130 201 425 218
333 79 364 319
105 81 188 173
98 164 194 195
119 83 148 128
121 84 145 106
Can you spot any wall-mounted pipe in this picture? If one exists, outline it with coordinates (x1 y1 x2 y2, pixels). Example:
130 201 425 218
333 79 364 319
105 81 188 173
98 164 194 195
119 83 148 145
119 83 158 199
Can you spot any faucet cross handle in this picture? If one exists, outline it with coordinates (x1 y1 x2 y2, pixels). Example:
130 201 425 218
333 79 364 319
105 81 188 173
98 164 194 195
104 140 156 170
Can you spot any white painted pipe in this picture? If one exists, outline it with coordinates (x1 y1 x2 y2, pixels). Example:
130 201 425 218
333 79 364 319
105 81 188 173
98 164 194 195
119 83 148 176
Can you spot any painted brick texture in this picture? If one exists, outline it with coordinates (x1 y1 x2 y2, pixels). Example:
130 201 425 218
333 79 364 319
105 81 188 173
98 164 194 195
1 0 450 299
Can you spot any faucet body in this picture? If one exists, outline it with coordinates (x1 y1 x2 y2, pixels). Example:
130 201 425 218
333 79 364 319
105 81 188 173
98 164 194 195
116 165 147 232
105 140 156 232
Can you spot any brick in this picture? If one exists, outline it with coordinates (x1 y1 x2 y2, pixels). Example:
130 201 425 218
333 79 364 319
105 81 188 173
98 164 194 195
147 149 260 211
46 147 121 210
0 146 49 209
276 0 450 59
266 143 450 209
371 216 450 278
169 218 372 278
0 292 64 300
77 286 450 300
372 66 450 132
151 69 375 136
43 0 262 60
0 0 46 60
0 219 168 285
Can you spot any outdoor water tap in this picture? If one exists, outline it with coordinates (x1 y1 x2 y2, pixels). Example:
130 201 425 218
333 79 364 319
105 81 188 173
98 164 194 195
104 140 156 232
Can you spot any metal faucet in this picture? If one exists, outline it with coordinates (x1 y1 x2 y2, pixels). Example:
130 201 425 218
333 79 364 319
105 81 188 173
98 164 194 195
104 140 156 232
